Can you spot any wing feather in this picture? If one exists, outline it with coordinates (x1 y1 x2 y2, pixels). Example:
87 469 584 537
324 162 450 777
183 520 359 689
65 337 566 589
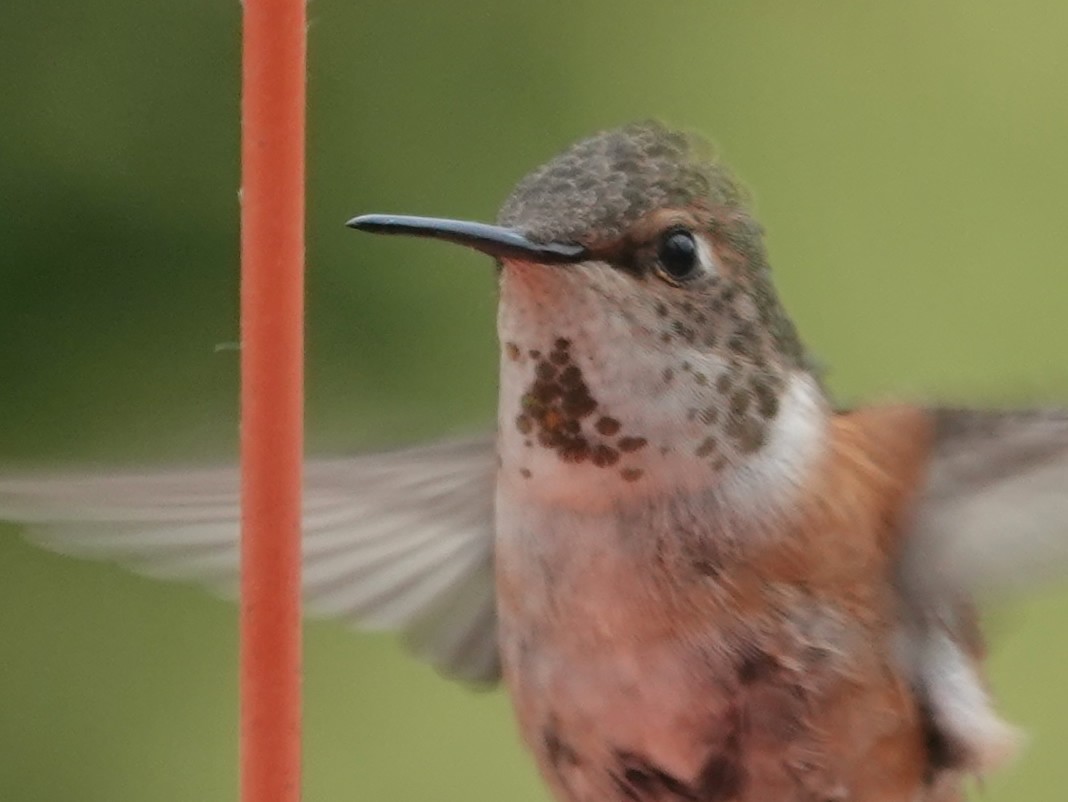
905 408 1068 597
891 408 1068 775
0 435 501 684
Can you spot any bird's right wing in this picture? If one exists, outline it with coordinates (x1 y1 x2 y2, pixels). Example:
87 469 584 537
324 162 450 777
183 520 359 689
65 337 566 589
0 435 502 685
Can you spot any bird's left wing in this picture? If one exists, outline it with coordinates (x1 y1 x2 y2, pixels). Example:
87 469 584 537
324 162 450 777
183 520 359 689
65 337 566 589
892 407 1068 774
0 435 502 684
903 407 1068 599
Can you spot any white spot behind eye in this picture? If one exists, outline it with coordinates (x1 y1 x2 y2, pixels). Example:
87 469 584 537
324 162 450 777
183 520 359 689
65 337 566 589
695 235 718 279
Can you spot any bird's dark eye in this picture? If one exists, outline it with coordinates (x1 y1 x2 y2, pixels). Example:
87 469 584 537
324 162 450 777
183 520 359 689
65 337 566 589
655 228 700 283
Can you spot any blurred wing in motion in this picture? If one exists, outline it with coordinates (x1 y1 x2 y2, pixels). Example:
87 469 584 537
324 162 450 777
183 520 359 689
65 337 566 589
0 435 501 684
894 408 1068 774
905 407 1068 598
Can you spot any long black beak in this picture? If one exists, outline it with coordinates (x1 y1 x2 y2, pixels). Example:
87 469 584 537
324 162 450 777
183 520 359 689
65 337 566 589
346 214 588 264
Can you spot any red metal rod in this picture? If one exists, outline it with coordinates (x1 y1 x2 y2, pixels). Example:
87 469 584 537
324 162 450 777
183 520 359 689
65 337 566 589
239 0 305 798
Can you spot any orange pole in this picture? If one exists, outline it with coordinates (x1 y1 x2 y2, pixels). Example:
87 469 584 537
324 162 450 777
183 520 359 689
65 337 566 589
239 0 305 798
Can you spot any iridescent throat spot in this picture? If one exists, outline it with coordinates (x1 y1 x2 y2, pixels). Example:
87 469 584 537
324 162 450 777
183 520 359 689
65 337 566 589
508 338 648 482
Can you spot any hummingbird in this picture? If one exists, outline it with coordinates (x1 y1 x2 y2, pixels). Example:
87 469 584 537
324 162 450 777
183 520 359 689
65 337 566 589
3 121 1068 802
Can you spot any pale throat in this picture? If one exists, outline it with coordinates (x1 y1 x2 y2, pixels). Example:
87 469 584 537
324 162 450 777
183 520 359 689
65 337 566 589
494 262 830 514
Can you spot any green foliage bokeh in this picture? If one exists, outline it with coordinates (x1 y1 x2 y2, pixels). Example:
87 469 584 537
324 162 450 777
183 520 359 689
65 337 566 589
2 2 1067 800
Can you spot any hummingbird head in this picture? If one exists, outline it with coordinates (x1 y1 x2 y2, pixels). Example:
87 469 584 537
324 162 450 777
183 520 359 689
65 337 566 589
350 122 827 506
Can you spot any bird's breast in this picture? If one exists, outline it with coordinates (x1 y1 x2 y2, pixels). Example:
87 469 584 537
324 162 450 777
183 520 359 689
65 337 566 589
493 524 927 802
492 404 942 802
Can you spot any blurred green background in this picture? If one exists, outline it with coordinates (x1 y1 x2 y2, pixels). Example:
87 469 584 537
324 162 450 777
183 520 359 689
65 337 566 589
2 1 1067 800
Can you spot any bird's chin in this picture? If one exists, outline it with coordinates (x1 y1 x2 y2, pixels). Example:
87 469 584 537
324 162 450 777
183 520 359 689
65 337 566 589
498 255 562 288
